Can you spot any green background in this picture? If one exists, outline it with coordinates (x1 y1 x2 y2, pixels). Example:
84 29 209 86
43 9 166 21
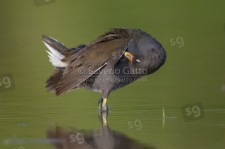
0 0 225 149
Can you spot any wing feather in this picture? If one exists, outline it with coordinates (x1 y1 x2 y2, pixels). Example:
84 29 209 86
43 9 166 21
55 30 130 95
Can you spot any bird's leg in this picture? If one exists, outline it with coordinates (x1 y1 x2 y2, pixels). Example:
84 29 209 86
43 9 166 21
98 98 108 111
98 110 108 125
98 98 103 110
99 91 110 111
98 97 108 121
102 111 108 126
102 98 108 111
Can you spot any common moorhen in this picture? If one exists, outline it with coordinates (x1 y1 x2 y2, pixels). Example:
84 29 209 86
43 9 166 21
42 28 166 111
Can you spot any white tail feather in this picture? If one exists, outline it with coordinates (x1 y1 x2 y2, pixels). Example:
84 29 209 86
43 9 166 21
43 41 68 67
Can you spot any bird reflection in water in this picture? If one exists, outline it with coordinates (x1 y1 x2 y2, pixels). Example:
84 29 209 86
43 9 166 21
47 112 156 149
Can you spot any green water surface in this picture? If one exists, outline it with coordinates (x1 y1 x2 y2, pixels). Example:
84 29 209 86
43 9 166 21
0 1 225 149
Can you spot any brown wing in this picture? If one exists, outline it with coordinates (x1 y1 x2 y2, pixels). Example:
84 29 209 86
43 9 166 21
55 30 130 95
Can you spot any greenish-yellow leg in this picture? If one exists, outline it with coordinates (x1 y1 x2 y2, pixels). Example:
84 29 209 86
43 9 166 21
102 98 108 111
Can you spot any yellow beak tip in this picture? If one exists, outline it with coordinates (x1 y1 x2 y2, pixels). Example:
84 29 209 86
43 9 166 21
124 52 134 63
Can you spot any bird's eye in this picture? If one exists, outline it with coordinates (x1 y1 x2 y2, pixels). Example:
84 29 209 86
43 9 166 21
136 59 141 62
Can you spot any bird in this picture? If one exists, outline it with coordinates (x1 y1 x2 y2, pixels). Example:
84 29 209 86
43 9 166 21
47 112 156 149
42 28 166 111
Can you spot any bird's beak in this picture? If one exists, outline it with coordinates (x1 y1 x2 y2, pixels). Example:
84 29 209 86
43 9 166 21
124 52 134 63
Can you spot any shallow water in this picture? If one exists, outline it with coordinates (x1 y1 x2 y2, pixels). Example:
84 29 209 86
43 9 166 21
0 1 225 149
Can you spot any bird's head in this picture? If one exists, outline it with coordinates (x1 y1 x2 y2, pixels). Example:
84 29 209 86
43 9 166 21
124 37 166 76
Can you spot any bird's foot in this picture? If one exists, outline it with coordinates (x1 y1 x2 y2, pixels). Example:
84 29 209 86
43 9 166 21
98 98 108 112
101 104 108 111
